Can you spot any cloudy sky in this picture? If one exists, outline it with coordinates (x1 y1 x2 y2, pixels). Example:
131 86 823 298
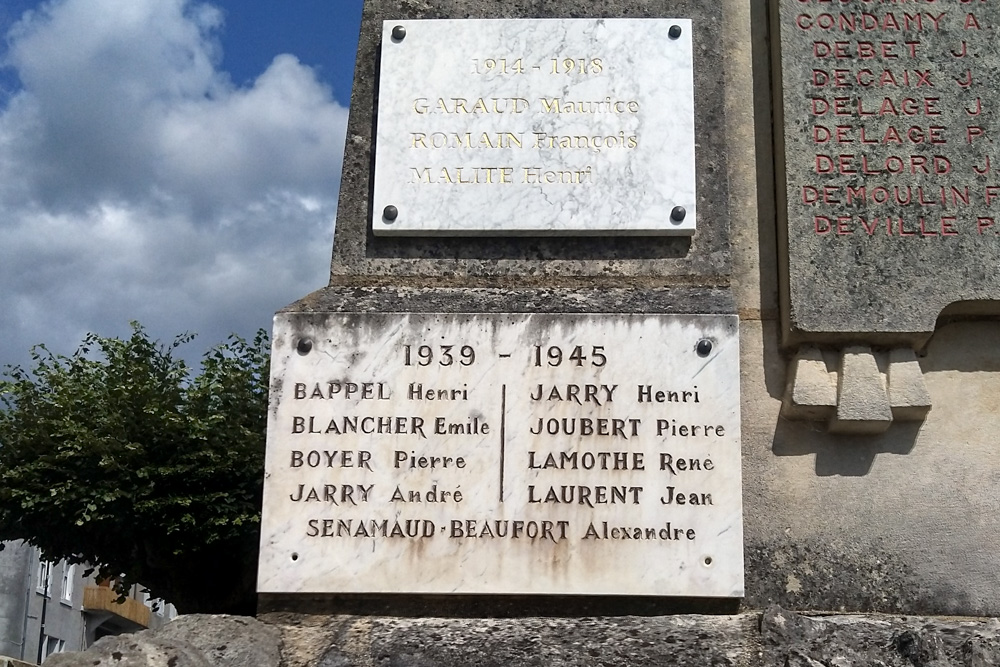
0 0 364 370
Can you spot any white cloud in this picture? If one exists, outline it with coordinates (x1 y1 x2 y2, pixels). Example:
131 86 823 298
0 0 347 368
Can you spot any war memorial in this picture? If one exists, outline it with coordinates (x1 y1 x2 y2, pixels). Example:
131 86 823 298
45 0 1000 664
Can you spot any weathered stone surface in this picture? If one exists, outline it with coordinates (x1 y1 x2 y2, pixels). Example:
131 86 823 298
744 538 935 615
44 634 212 667
888 348 932 421
34 609 1000 667
43 615 280 667
747 321 1000 617
829 346 891 434
287 286 735 316
262 612 755 667
774 0 1000 344
155 615 282 667
782 346 836 420
783 345 933 429
762 606 1000 667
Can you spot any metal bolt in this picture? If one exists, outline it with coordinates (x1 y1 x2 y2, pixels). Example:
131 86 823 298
670 206 686 223
383 205 398 222
668 25 682 39
696 339 713 357
391 25 406 41
296 338 313 356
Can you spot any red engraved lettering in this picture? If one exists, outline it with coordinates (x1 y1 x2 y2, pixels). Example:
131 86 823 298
801 185 841 204
907 126 928 144
925 13 945 31
978 217 995 234
968 126 985 143
815 216 832 234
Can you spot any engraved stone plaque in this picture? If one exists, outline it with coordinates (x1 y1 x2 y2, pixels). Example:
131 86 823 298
258 313 743 597
775 1 1000 340
371 19 697 236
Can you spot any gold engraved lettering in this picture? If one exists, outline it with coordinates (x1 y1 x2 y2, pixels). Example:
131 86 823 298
531 132 637 151
539 97 640 114
410 132 523 149
413 97 530 114
412 167 514 184
523 166 593 185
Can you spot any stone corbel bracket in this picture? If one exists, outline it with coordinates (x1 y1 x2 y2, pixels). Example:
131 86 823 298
782 346 931 434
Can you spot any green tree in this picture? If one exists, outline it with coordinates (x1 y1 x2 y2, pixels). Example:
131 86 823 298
0 324 268 615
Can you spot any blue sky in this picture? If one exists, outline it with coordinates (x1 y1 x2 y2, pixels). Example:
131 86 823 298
0 0 364 370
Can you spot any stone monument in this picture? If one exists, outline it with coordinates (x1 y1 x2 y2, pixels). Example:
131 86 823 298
34 1 1000 664
772 0 1000 432
258 1 746 608
246 0 1000 651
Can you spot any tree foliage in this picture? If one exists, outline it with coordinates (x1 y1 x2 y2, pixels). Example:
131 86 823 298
0 324 269 614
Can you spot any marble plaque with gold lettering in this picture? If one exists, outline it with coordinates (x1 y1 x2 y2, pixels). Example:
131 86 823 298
371 19 696 236
258 313 742 597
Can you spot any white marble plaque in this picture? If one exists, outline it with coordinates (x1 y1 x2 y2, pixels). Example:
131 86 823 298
371 19 697 236
258 313 743 597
